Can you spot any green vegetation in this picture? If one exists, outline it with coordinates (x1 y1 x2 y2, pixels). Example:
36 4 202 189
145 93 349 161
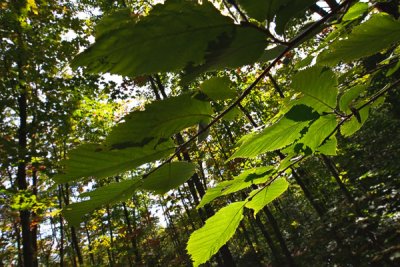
1 0 400 266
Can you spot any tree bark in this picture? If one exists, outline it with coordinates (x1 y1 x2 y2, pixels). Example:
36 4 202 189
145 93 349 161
63 184 83 265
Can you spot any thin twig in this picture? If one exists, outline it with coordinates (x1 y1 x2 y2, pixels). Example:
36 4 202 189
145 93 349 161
321 78 400 144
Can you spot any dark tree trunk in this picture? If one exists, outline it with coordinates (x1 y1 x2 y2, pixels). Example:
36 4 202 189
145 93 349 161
106 207 115 265
84 222 96 266
17 81 34 267
254 215 283 265
151 74 236 267
58 185 64 267
63 184 83 265
263 207 296 267
122 202 140 265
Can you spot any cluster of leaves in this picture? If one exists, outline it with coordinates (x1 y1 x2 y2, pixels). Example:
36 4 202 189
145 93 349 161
52 0 400 266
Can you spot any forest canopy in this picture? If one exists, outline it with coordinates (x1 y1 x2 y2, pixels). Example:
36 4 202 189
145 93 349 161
1 0 400 266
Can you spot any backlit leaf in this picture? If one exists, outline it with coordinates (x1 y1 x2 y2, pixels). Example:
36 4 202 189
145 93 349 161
297 114 337 151
197 180 234 209
54 140 174 184
63 178 142 226
318 14 400 66
197 166 275 208
182 26 266 83
341 107 370 137
200 76 235 101
274 0 317 34
230 105 319 159
342 2 368 21
106 94 213 148
142 162 196 194
245 178 289 216
187 201 245 267
317 136 338 155
291 66 338 109
339 84 367 113
73 0 266 79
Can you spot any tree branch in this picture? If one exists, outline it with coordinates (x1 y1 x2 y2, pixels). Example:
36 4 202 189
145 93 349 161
143 0 352 178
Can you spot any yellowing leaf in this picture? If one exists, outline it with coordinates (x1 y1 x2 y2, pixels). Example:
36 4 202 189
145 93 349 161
27 0 38 15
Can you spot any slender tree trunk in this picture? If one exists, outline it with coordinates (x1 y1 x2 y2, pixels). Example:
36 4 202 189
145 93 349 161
31 169 38 267
263 207 296 266
84 222 96 266
151 74 236 267
106 207 115 265
101 224 113 267
121 202 139 265
254 215 283 265
320 155 362 216
177 188 198 230
239 222 261 264
17 75 34 267
58 185 64 267
15 223 23 267
63 184 83 265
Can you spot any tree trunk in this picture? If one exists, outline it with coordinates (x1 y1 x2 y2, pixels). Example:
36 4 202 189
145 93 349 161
106 207 115 265
151 74 236 267
58 185 64 267
122 202 140 265
63 184 83 265
254 215 283 265
84 222 96 266
263 207 296 267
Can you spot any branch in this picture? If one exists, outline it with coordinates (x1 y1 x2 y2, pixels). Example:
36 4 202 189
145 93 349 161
143 0 351 178
321 78 400 144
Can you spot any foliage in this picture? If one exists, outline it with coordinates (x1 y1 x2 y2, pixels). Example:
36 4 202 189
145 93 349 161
2 0 400 266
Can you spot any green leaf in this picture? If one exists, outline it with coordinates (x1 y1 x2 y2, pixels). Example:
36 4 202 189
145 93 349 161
291 66 338 109
298 114 337 151
318 14 400 66
340 107 370 137
342 2 368 21
274 0 317 34
230 104 319 159
72 0 230 76
259 45 286 62
94 9 135 38
245 178 289 216
221 166 275 195
276 153 299 172
106 94 212 148
200 76 235 101
187 201 245 267
339 84 367 113
182 26 266 83
197 180 233 209
54 140 174 184
222 107 241 121
142 162 196 194
295 55 313 69
277 95 332 119
63 178 142 226
73 0 265 79
317 136 338 155
236 0 270 21
386 60 400 77
197 166 275 208
236 0 316 33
